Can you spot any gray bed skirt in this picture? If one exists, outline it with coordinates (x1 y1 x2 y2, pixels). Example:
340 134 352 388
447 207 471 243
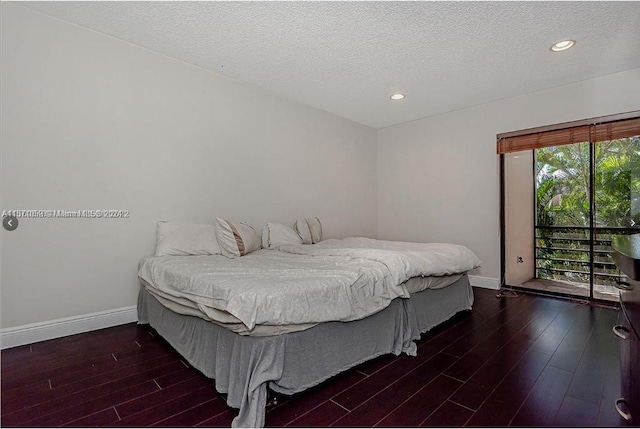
405 275 474 334
137 275 473 427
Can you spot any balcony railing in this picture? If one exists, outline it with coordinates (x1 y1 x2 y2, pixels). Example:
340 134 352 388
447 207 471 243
535 226 640 288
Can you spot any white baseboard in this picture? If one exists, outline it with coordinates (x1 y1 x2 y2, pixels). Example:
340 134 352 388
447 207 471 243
468 275 500 290
1 306 138 350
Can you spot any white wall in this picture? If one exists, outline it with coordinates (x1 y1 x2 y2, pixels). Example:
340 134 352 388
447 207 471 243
0 5 378 328
377 67 640 282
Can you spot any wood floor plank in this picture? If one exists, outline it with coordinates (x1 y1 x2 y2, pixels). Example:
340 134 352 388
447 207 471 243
547 305 600 372
419 400 473 427
442 298 537 364
1 355 183 417
266 369 366 427
510 365 575 426
601 348 622 402
19 381 159 427
62 407 120 427
599 345 623 427
285 400 348 427
112 385 217 426
413 292 526 360
153 398 229 427
330 353 425 411
374 374 463 427
1 360 182 424
0 353 116 391
1 324 144 365
564 307 619 406
47 345 178 390
442 293 537 358
196 409 237 427
2 326 154 373
0 345 34 369
154 365 206 389
331 352 455 427
464 349 551 426
444 297 555 382
449 310 558 411
529 310 576 356
415 308 472 342
115 375 214 419
49 349 180 390
354 352 400 376
0 379 51 405
555 395 601 427
0 339 166 391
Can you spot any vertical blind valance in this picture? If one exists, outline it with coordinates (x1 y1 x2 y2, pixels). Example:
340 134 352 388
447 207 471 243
497 116 640 154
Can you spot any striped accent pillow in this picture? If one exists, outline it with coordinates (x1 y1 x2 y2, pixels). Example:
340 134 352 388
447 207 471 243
294 217 323 244
215 218 261 258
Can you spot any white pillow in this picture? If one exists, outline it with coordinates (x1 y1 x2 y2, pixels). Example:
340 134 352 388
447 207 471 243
262 223 303 249
294 217 323 244
155 222 221 257
215 218 261 258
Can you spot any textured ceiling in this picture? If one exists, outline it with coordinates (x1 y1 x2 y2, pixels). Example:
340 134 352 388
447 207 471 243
18 1 640 129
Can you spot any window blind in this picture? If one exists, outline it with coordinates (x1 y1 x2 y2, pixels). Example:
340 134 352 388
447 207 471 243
497 126 590 154
592 117 640 143
497 114 640 154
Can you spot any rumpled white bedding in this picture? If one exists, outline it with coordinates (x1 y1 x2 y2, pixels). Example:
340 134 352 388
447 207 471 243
141 282 319 336
138 250 410 330
274 237 481 292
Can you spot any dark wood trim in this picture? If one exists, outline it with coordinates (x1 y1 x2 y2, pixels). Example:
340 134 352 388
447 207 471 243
499 153 506 289
589 130 595 301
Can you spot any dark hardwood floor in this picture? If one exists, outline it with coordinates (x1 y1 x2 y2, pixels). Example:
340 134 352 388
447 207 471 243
1 287 629 427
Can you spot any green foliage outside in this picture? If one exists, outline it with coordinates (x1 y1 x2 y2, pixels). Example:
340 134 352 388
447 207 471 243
535 136 640 285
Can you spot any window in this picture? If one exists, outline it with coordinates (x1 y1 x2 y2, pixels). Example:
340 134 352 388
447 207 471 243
499 113 640 302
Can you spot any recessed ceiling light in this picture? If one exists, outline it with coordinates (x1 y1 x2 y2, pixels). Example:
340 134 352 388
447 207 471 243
390 93 405 100
550 40 575 52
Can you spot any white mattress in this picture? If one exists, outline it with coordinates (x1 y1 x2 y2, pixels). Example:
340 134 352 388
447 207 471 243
138 250 410 331
140 272 463 336
274 237 481 291
141 281 318 336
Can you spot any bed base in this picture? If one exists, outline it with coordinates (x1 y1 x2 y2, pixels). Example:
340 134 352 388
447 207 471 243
137 275 473 427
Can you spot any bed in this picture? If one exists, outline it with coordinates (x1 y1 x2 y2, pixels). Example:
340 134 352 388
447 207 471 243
137 237 480 427
272 237 480 334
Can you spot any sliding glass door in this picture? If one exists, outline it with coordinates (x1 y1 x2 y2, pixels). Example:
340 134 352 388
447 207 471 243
593 133 640 299
500 115 640 303
535 142 593 298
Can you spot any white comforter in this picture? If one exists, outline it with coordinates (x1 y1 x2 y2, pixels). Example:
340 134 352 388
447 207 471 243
274 237 482 291
138 250 409 330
